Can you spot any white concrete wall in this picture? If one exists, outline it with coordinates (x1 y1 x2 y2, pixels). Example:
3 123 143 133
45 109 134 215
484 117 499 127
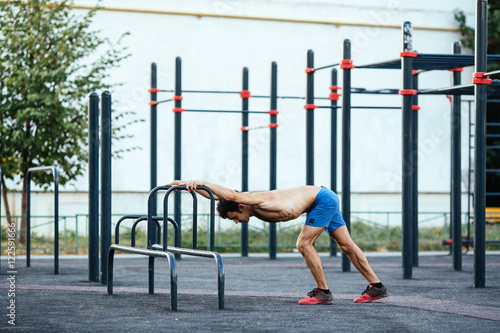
2 0 478 234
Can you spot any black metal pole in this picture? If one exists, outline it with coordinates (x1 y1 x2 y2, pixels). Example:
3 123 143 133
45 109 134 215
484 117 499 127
341 40 352 272
306 50 315 186
412 72 419 267
474 0 487 288
241 67 249 257
451 42 462 271
401 21 414 279
174 57 182 258
100 90 112 285
269 62 278 260
26 172 31 268
151 63 158 217
88 92 99 282
330 69 338 257
53 169 59 275
0 169 1 274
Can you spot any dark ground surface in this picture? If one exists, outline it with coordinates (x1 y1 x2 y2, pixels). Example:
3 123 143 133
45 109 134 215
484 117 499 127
0 252 499 332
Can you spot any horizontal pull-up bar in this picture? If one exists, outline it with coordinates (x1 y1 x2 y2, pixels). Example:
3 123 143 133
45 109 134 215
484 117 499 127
484 69 500 76
316 105 402 110
184 109 269 114
312 63 340 72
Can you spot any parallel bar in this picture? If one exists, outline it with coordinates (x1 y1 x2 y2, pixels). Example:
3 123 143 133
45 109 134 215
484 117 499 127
306 50 315 186
341 40 352 272
241 67 249 257
330 69 338 257
401 21 414 279
100 91 112 284
451 41 462 271
150 63 158 217
473 0 487 288
26 166 59 274
88 92 99 282
174 57 182 259
107 244 177 311
269 62 278 260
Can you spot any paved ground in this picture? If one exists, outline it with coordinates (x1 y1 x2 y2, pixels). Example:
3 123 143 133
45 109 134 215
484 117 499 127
0 251 499 332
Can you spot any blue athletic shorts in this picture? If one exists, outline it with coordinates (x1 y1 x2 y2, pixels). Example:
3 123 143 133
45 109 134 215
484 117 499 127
305 187 346 235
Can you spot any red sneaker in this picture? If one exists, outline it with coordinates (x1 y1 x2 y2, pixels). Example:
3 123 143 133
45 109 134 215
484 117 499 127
298 288 333 305
354 285 389 303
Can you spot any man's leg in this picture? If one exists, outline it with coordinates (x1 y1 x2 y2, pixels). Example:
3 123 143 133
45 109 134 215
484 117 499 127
296 225 328 289
329 225 380 284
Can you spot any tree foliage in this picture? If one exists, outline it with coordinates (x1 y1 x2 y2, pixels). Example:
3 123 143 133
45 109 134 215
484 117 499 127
0 0 139 241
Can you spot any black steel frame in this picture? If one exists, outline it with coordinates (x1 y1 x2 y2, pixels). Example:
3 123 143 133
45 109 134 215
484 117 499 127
26 166 59 274
107 185 224 311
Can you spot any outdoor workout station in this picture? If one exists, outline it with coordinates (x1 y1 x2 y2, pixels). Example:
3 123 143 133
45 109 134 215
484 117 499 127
2 0 499 312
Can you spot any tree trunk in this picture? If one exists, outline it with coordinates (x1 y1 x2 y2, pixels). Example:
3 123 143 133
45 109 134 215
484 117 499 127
19 172 27 245
1 175 14 226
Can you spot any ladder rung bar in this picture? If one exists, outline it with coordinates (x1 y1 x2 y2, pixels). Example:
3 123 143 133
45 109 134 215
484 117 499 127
486 193 500 196
486 134 500 138
486 169 500 172
486 146 500 149
487 123 500 126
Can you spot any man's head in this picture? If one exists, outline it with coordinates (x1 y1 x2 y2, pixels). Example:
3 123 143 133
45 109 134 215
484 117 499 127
217 200 251 224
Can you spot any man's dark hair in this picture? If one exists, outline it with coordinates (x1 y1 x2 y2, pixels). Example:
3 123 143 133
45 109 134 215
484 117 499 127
217 200 241 219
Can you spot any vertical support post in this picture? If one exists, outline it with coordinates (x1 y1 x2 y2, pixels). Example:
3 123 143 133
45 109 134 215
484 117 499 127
401 21 414 279
100 91 112 285
150 63 158 219
0 169 2 274
53 169 59 275
241 67 249 257
474 0 487 288
174 57 182 258
341 40 352 272
330 69 338 257
451 42 462 271
412 72 419 267
88 92 99 282
306 50 315 185
26 172 31 267
269 62 278 260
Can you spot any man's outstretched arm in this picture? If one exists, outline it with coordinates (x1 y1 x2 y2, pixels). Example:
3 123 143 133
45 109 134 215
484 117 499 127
166 179 274 206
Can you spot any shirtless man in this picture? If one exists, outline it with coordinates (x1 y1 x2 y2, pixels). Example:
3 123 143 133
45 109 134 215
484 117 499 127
167 179 389 305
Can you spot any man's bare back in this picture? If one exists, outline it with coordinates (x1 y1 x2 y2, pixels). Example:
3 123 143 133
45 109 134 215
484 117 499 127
251 186 321 222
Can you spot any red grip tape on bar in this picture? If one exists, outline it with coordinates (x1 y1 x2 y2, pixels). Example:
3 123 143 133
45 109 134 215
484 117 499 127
173 95 183 101
330 85 341 90
305 68 315 73
172 107 185 113
412 105 420 111
149 101 158 106
449 68 463 72
149 88 160 93
472 72 492 84
400 51 417 57
329 93 341 101
340 59 354 69
304 104 318 109
269 123 278 128
240 90 252 98
241 126 249 132
412 70 419 76
267 110 279 115
399 89 417 95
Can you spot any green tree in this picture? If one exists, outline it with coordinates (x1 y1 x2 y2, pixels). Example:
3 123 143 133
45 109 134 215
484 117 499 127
0 0 137 243
455 1 500 207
